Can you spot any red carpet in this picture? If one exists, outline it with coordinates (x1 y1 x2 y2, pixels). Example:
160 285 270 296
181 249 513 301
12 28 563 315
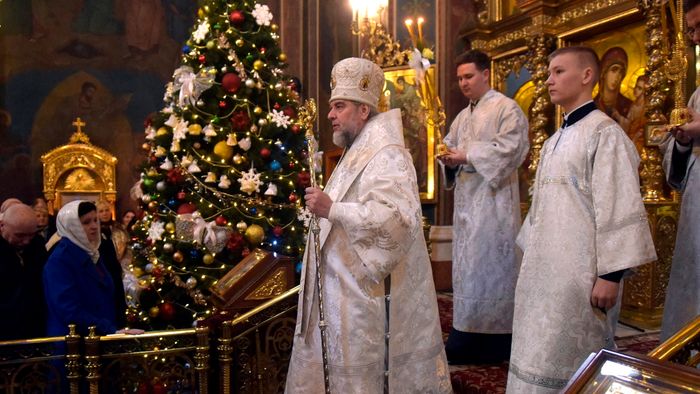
437 293 660 394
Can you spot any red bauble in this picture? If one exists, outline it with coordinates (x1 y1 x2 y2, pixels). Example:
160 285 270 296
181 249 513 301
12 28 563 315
273 102 281 110
215 215 228 226
159 302 176 321
229 10 245 25
167 168 185 184
231 111 251 131
219 101 227 108
291 124 301 134
198 54 206 63
297 171 311 188
272 225 283 237
177 191 186 200
260 47 266 54
226 232 245 252
177 202 197 214
283 106 296 119
221 73 241 93
260 147 271 158
288 193 297 203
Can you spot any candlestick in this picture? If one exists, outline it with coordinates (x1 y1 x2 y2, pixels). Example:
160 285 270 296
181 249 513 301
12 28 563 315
404 19 417 46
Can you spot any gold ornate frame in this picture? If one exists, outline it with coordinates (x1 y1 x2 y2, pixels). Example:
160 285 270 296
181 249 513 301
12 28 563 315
41 129 118 217
381 65 438 202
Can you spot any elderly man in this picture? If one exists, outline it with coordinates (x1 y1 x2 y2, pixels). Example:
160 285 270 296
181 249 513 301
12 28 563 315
0 204 49 340
285 58 451 393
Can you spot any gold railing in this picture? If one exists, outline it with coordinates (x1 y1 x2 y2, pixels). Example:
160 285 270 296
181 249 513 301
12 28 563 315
0 287 301 393
649 315 700 368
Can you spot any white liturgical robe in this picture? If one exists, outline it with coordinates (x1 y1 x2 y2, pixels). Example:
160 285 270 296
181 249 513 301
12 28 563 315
507 108 656 393
660 87 700 341
443 89 529 333
285 109 451 394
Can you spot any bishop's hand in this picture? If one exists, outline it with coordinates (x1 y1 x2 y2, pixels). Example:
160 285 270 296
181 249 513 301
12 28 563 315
304 187 333 219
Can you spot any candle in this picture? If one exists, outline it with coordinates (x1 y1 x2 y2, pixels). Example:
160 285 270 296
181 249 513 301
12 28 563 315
404 19 417 46
417 17 425 44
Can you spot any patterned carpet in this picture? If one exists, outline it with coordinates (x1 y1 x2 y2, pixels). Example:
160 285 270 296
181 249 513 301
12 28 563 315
437 293 660 394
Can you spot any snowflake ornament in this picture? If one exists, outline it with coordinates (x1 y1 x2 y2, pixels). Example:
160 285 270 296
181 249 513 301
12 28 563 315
192 20 210 43
147 221 166 241
252 4 273 26
297 207 313 228
270 109 291 128
238 167 262 195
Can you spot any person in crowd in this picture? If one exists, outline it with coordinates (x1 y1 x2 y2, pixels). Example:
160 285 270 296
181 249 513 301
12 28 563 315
43 200 141 336
0 197 22 223
0 204 48 340
95 200 128 328
506 46 656 393
285 57 451 393
438 49 529 365
32 198 55 242
658 0 700 341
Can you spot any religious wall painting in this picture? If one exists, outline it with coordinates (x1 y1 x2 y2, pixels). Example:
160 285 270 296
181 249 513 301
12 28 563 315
381 65 437 202
562 23 648 153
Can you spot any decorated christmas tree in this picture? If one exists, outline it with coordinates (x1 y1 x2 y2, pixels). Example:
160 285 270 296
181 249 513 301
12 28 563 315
129 0 312 329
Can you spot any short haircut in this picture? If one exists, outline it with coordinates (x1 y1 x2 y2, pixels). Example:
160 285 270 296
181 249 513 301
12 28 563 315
548 46 600 84
685 0 700 13
455 50 491 71
78 201 97 218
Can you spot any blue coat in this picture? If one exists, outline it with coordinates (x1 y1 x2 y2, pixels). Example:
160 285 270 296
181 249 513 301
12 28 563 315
44 238 117 336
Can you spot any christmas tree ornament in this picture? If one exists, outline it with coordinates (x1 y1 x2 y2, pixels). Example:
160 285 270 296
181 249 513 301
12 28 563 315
272 225 284 237
156 181 167 192
177 191 186 200
235 38 244 47
226 133 238 146
236 221 248 232
238 167 262 194
214 141 234 160
244 224 265 244
265 183 278 196
173 251 184 263
141 194 152 204
269 160 281 171
186 277 198 289
202 253 215 265
160 157 174 171
159 302 176 321
163 242 174 253
238 137 252 151
229 10 245 25
288 193 297 203
245 78 255 88
165 222 176 233
222 73 242 93
188 124 202 135
215 216 228 226
148 201 159 211
231 111 251 131
205 172 217 183
253 60 264 71
218 175 231 189
149 306 160 318
279 52 287 61
233 154 243 165
260 147 271 158
206 40 215 49
177 202 197 214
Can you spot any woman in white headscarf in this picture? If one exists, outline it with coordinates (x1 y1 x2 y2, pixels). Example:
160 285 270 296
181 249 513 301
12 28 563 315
43 200 141 336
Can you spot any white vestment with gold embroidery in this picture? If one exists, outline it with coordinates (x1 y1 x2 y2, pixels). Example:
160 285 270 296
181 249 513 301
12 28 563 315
285 109 451 394
506 110 656 393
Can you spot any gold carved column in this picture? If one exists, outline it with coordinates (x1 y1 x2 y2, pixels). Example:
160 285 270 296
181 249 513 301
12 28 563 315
525 33 555 182
620 0 679 330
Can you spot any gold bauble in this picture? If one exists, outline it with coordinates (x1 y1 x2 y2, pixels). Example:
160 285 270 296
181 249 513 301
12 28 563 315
148 201 158 211
149 306 160 318
279 53 287 62
132 267 144 277
188 124 202 135
156 127 169 136
173 251 184 263
142 142 150 151
214 140 234 160
271 24 278 32
165 222 176 233
235 39 244 47
147 168 159 177
253 106 263 115
233 154 243 165
236 220 248 232
244 224 265 245
202 253 214 265
162 242 174 253
253 60 264 71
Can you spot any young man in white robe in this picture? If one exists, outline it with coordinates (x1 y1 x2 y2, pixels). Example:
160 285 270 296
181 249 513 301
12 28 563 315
506 47 657 393
660 0 700 341
285 57 452 394
438 50 529 364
